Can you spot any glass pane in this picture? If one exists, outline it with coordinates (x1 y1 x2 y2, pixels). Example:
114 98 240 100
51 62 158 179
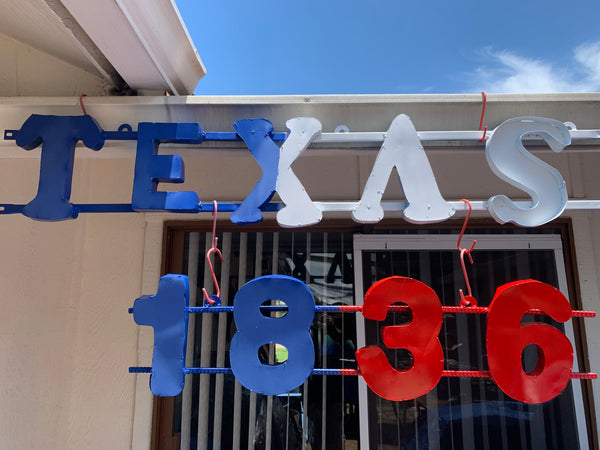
360 249 580 450
177 231 359 450
167 228 585 450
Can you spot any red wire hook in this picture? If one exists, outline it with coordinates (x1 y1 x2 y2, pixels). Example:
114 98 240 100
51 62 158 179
458 199 477 307
202 201 223 305
478 91 488 142
79 94 88 115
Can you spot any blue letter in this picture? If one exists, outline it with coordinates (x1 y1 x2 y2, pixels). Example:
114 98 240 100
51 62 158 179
131 123 202 212
231 119 280 224
15 114 104 220
132 274 189 397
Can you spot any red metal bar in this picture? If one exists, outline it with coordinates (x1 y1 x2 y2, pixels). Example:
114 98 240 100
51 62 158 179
331 304 595 317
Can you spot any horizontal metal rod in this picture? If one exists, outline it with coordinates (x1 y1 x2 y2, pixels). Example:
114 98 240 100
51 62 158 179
182 305 595 317
4 128 600 147
127 304 594 317
6 199 600 216
128 366 597 379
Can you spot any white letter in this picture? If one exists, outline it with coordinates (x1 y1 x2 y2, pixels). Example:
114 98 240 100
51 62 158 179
353 114 453 224
485 117 570 227
276 117 322 227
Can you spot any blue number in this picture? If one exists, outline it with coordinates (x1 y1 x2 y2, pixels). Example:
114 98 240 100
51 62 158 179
132 274 189 396
230 275 315 395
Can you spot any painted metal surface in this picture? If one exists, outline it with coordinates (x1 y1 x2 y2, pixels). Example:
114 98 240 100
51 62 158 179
131 122 202 212
230 119 279 224
229 275 315 395
485 117 570 227
276 117 323 227
352 114 454 224
486 280 573 403
13 114 104 220
130 272 594 401
132 274 189 397
355 276 444 401
4 113 600 227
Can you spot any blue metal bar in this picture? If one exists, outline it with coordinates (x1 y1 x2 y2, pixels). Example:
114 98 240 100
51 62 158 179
0 204 24 214
184 367 233 374
185 305 348 314
3 130 18 140
102 130 137 140
129 366 596 379
129 366 359 376
129 367 152 373
0 204 137 214
76 204 136 213
0 202 285 215
198 202 283 212
187 306 234 313
5 129 288 142
203 132 287 142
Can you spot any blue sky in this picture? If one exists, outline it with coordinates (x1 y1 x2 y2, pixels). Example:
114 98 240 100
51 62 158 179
175 0 600 95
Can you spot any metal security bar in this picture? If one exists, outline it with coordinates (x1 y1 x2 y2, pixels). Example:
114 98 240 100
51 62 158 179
160 229 595 450
353 234 593 450
172 230 357 450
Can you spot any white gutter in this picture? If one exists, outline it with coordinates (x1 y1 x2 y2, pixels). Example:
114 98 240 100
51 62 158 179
57 0 206 95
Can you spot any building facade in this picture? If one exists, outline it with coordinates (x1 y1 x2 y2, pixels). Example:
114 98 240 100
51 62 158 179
0 94 599 449
0 2 598 449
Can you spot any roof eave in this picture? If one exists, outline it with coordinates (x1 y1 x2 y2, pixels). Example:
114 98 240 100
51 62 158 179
59 0 206 95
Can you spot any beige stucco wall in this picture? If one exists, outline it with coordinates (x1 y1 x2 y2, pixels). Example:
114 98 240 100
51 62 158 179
0 95 599 449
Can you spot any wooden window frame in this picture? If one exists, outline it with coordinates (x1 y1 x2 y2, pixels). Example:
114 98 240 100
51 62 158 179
150 218 598 450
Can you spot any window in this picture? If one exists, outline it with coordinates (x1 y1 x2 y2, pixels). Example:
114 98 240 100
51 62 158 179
153 222 596 450
353 233 590 450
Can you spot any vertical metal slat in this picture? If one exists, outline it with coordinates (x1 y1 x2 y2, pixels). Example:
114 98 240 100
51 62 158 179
196 234 215 450
180 232 201 450
321 233 328 450
247 233 263 450
453 252 476 450
417 251 441 450
232 233 247 450
211 233 232 450
302 232 311 450
265 233 279 450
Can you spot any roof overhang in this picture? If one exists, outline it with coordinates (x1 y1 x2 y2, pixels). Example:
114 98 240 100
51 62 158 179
57 0 206 95
0 0 206 95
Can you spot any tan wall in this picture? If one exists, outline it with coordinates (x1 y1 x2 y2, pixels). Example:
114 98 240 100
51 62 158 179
0 34 111 97
0 96 599 449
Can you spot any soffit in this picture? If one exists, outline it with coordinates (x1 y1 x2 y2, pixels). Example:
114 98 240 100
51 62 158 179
0 0 103 76
0 0 206 95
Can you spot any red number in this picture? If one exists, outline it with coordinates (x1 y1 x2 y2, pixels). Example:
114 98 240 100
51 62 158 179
356 276 444 400
486 280 573 403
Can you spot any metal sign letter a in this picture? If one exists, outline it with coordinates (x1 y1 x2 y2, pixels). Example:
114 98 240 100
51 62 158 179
353 114 454 224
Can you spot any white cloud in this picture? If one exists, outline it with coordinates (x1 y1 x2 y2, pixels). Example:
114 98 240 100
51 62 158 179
467 43 600 93
574 42 600 86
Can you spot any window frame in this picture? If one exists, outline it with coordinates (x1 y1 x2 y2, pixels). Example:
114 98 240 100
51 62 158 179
150 218 597 450
352 232 592 449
